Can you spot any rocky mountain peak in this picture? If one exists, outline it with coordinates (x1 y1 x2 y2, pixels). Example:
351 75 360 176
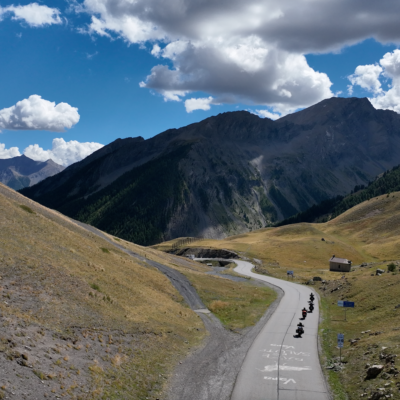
0 156 64 190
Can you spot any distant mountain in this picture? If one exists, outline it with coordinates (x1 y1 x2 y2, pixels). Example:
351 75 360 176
277 163 400 226
20 97 400 245
0 155 65 190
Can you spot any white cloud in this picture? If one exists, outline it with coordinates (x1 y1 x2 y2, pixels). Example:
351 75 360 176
348 64 383 94
78 0 400 112
0 95 80 132
349 50 400 114
253 109 281 120
24 138 104 167
185 97 215 113
0 3 62 27
0 143 21 159
151 44 162 57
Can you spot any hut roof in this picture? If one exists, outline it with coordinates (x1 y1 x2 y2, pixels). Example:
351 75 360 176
330 256 351 264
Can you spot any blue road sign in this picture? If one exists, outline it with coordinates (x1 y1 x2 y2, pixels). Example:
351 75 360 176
337 333 344 348
338 300 354 307
287 271 294 275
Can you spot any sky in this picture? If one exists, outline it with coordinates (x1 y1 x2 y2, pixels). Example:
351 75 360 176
0 0 400 166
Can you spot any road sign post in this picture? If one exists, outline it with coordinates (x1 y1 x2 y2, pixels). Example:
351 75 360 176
337 333 344 362
338 300 354 321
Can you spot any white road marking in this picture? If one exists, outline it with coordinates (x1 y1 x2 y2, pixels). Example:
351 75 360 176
283 378 296 385
263 377 297 384
260 363 312 372
194 309 211 314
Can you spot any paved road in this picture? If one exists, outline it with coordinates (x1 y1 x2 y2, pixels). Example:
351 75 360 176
231 260 330 400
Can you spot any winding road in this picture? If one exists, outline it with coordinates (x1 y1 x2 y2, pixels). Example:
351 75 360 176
231 260 330 400
58 210 331 399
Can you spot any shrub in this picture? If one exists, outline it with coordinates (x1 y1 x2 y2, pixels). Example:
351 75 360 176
100 247 110 254
33 370 46 380
387 263 397 272
90 283 101 292
209 300 229 312
19 204 35 214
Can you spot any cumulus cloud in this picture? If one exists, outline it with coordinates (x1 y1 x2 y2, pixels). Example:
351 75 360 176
348 64 383 95
24 138 104 167
185 97 215 113
0 3 62 27
0 143 21 159
0 95 80 132
349 50 400 114
78 0 400 113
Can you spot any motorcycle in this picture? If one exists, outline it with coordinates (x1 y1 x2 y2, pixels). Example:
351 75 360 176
302 309 307 319
309 303 314 313
296 325 304 338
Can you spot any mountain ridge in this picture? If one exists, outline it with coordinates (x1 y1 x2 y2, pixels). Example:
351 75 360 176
0 155 65 190
20 97 400 245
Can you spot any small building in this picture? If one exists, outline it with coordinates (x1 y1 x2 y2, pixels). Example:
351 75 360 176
329 255 352 272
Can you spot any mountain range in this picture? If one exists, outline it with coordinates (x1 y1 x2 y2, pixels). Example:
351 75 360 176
20 97 400 245
0 155 64 190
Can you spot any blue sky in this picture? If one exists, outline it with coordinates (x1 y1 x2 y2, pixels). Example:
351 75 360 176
0 0 399 166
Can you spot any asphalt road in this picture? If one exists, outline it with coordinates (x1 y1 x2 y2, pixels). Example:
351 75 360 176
231 260 330 400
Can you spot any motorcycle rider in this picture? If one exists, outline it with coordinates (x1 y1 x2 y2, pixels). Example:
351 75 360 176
302 307 307 319
296 322 304 337
310 293 315 302
309 302 314 313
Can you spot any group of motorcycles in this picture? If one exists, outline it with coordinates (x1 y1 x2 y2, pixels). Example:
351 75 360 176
295 293 315 338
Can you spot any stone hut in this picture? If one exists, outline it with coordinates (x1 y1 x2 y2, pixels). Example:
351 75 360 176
329 255 352 272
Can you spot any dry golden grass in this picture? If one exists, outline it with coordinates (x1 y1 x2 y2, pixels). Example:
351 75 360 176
319 267 400 399
184 271 277 330
0 183 206 399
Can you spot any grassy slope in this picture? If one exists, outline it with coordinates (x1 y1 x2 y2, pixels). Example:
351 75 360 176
319 269 400 400
155 192 400 398
0 182 205 399
0 182 277 399
159 193 400 281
